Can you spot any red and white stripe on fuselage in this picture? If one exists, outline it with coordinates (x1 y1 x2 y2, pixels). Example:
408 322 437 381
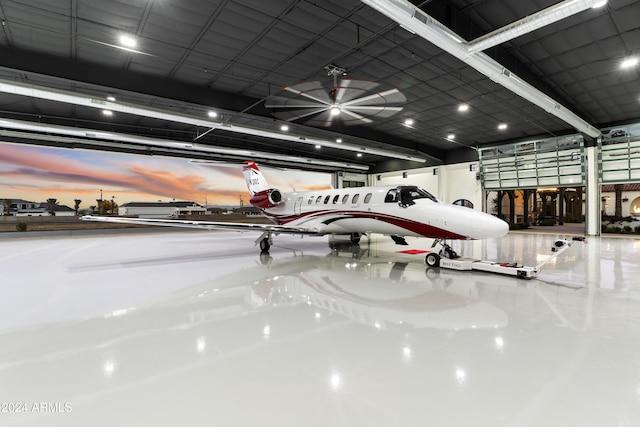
241 160 508 241
254 186 505 240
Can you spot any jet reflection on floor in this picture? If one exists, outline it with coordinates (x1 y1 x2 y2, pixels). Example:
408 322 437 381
1 231 640 426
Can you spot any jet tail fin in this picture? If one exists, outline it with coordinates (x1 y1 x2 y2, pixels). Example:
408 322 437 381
242 160 270 196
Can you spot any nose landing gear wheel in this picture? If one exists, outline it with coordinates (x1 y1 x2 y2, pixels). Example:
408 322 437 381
425 252 441 267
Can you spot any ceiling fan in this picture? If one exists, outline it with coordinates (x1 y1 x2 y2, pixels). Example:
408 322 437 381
265 64 406 127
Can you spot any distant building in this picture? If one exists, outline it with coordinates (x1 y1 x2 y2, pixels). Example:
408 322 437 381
118 201 206 218
1 199 75 216
234 206 262 217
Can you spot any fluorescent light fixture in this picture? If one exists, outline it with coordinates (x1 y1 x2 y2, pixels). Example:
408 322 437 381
357 153 363 157
315 144 321 149
330 106 341 116
498 123 508 130
592 0 607 7
107 95 116 102
336 138 342 143
621 57 639 69
0 78 431 162
119 34 137 48
0 117 369 171
280 124 289 132
207 111 218 118
102 110 113 116
458 103 469 112
404 118 414 126
447 133 455 139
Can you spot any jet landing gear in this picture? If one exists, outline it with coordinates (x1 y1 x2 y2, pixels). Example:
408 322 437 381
425 239 459 267
256 232 273 253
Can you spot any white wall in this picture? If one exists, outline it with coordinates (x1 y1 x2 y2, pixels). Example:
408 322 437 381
371 161 483 210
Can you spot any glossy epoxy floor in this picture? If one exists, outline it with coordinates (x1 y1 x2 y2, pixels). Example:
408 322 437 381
1 230 640 426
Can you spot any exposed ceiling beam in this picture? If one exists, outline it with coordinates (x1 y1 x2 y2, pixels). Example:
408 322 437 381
0 77 430 163
0 117 370 171
361 0 601 138
467 0 607 54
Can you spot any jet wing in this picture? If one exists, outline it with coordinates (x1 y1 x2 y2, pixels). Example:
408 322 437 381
80 215 321 235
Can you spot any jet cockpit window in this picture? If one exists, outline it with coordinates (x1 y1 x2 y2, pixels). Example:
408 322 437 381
398 186 438 207
384 189 398 203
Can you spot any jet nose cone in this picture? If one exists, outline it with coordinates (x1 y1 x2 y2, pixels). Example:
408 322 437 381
466 211 509 239
489 215 509 238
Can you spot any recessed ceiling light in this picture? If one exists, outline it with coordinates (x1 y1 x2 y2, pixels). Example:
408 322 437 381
621 57 639 69
119 34 137 48
280 124 289 132
330 106 341 116
357 153 363 157
498 123 508 130
336 138 342 143
458 103 469 112
208 111 218 118
447 133 455 140
315 144 321 149
102 110 113 116
404 118 414 126
106 95 116 102
592 0 607 8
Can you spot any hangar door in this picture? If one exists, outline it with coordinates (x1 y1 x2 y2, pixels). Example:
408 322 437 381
479 135 585 191
599 123 640 183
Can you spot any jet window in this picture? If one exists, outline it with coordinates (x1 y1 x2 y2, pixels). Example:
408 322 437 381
352 194 360 204
324 195 331 204
332 195 340 204
341 194 349 204
364 193 372 203
316 195 322 204
308 196 314 205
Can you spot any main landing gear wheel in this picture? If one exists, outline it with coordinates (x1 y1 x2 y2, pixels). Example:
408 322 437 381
425 252 441 267
350 233 361 244
259 238 271 252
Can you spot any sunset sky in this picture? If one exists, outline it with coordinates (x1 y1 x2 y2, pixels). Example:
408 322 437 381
0 143 332 209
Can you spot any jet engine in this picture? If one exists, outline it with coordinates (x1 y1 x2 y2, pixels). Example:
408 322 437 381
249 188 283 209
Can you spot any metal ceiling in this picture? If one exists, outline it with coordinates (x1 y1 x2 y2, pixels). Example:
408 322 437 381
0 0 638 172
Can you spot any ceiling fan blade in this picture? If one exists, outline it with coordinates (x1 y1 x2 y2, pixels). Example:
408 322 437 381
271 106 329 122
284 81 332 105
340 108 374 124
334 78 351 104
335 79 379 103
265 96 329 109
346 105 404 118
342 88 406 107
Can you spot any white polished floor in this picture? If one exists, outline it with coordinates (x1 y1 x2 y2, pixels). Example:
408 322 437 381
1 229 640 426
